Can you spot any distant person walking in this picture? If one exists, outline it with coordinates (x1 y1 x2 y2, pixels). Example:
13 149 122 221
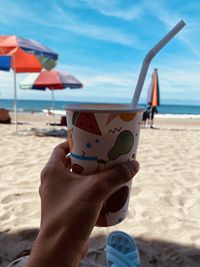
142 106 151 128
150 106 158 128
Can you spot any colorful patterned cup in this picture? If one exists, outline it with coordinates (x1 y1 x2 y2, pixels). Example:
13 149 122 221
66 104 144 227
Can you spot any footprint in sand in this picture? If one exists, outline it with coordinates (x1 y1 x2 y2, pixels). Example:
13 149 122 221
140 211 150 218
1 192 38 204
132 186 141 196
15 203 39 217
159 247 189 267
191 234 200 242
0 213 10 221
187 253 200 266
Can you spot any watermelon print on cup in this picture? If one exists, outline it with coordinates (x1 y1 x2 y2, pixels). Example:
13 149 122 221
66 104 144 227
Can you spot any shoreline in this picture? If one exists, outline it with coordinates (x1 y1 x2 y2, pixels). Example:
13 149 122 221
156 114 200 119
6 109 200 118
5 111 200 132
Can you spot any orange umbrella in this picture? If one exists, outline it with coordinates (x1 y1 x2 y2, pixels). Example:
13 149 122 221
147 68 160 107
146 68 160 128
0 35 58 130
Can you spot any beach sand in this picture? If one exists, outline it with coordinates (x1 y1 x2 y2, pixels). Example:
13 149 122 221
0 112 200 267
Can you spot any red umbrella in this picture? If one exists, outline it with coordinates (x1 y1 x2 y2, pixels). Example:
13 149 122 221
20 70 83 90
20 70 83 120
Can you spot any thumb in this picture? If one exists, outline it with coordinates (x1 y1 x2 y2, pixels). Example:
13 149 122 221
90 160 140 198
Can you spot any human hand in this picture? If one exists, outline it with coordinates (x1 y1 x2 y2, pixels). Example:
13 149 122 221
25 141 139 267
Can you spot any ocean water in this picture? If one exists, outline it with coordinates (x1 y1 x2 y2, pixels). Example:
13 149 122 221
0 99 200 116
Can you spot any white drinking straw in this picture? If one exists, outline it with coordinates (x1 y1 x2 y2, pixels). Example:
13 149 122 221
131 20 186 107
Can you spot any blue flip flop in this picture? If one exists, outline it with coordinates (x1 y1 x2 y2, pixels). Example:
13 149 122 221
106 231 140 267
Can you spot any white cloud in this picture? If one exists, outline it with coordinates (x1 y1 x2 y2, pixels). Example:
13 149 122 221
65 0 144 21
139 58 200 103
1 58 200 105
144 1 200 58
50 6 140 47
56 62 138 102
64 22 137 47
0 64 137 103
0 1 140 48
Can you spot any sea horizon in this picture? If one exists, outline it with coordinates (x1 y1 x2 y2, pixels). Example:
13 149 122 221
0 98 200 117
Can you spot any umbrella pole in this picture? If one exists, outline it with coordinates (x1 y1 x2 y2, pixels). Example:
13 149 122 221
51 89 55 124
13 54 17 132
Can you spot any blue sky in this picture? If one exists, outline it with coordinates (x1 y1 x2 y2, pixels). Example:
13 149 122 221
0 0 200 105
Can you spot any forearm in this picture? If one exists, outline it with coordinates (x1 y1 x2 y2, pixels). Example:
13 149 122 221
25 226 81 267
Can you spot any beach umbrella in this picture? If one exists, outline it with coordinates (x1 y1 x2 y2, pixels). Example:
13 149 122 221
19 70 83 115
146 68 160 128
0 35 58 130
147 68 160 107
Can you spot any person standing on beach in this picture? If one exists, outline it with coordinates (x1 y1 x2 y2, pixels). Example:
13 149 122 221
150 106 158 128
142 106 151 128
18 141 140 267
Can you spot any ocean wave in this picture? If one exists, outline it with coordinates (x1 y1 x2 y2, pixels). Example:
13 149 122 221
17 109 200 118
156 114 200 119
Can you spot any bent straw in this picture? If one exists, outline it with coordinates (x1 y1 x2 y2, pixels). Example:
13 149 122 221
131 20 186 107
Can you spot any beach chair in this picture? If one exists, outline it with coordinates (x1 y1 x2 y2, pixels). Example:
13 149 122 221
50 116 67 127
0 108 11 124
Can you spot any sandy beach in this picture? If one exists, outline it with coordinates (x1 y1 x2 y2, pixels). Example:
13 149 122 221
0 112 200 267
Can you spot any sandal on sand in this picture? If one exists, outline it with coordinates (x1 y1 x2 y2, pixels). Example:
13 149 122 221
7 256 29 267
106 231 140 267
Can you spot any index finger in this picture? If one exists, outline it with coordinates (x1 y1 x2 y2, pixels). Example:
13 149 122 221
48 141 70 165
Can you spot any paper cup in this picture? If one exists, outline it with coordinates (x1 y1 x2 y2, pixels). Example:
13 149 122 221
66 103 144 227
